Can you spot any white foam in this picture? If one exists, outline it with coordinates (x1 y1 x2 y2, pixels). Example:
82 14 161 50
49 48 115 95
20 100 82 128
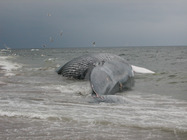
0 48 11 53
41 81 91 96
30 49 39 51
0 109 53 120
0 91 186 133
0 56 22 76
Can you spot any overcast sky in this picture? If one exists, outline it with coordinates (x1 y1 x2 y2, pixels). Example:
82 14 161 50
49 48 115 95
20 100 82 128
0 0 187 49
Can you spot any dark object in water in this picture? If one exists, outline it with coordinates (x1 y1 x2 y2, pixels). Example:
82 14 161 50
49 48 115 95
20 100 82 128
57 53 134 97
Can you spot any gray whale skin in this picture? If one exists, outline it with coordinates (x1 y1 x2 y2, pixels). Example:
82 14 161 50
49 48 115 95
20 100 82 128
57 53 134 98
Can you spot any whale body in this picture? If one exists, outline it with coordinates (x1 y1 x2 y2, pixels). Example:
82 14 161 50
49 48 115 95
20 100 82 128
57 53 137 97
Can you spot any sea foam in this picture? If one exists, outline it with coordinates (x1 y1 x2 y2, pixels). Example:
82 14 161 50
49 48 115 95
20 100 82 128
0 56 22 76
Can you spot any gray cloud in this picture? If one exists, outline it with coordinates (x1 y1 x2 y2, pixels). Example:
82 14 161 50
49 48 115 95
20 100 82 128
0 0 187 48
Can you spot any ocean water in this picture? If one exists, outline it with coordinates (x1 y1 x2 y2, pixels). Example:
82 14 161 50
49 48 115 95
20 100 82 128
0 46 187 140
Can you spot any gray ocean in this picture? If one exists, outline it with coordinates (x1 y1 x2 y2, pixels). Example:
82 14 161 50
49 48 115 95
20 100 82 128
0 46 187 140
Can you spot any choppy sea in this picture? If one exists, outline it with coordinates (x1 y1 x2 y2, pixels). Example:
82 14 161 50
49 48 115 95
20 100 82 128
0 46 187 140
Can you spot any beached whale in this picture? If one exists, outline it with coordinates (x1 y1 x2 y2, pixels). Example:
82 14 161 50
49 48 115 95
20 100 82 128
57 53 154 99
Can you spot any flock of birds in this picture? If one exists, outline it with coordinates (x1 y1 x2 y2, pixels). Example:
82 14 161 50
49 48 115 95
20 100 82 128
42 30 63 48
41 13 64 48
1 13 96 50
42 13 96 48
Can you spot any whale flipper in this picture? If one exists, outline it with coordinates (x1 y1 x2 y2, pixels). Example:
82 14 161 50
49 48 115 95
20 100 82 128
131 65 155 74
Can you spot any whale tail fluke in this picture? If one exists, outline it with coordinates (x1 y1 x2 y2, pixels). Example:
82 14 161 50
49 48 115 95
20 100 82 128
131 65 155 74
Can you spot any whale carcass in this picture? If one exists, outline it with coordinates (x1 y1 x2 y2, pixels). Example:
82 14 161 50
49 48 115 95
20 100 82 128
57 53 154 97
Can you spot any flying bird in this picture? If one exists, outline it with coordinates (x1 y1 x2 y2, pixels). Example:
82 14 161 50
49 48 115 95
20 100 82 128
92 42 95 47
